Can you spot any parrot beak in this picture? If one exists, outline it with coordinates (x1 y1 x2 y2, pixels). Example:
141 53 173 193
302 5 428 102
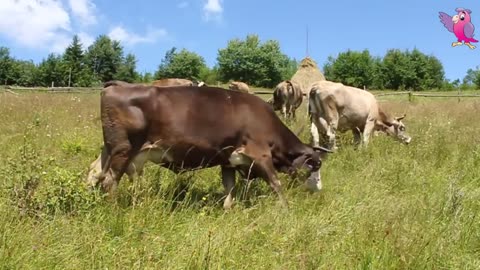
452 15 459 24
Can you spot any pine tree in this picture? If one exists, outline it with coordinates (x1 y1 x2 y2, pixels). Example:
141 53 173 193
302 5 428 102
63 35 86 86
115 53 139 82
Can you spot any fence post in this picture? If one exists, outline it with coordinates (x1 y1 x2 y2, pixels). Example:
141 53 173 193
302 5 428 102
408 91 413 102
458 87 461 103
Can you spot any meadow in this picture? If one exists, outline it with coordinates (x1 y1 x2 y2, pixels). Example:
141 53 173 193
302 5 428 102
0 89 479 269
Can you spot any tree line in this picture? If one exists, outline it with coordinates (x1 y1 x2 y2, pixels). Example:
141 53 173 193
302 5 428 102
0 34 296 89
0 33 476 90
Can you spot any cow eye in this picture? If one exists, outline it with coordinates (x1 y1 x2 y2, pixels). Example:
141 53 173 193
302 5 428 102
400 126 405 131
307 160 320 170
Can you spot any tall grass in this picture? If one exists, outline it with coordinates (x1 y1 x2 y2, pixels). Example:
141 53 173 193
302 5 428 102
0 91 479 269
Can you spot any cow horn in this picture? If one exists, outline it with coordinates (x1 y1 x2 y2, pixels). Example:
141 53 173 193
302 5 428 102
395 113 406 121
313 146 334 153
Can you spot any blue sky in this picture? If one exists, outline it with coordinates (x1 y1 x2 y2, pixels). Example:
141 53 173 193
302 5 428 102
0 0 479 81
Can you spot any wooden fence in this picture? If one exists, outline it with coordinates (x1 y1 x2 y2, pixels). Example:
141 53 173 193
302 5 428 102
373 91 480 102
3 86 480 101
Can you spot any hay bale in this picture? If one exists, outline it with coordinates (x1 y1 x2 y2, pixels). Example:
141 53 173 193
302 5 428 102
291 57 326 95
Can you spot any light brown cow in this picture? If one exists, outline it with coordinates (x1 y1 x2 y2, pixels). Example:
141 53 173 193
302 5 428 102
152 78 199 87
229 81 250 93
308 80 411 150
270 80 303 119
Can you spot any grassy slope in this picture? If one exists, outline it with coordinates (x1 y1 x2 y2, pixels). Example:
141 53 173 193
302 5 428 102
0 90 479 269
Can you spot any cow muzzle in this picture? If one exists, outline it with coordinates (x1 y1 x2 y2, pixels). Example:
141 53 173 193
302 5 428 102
399 134 412 145
305 170 322 192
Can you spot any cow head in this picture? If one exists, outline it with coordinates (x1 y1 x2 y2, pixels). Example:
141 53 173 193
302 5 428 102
271 98 282 111
376 113 412 144
270 88 283 111
288 146 333 192
193 80 206 87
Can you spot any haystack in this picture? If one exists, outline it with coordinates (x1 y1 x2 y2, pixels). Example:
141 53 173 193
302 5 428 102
291 57 325 95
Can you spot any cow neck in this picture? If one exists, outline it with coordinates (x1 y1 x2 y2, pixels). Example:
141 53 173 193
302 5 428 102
378 107 393 126
278 124 308 157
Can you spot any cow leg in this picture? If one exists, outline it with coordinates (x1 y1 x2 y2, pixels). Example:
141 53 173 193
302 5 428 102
221 166 236 210
291 107 296 119
86 153 103 187
310 115 329 148
281 104 287 118
311 115 334 149
102 144 131 193
128 149 152 181
100 128 140 195
237 144 288 208
126 163 137 181
362 119 375 147
310 119 321 147
257 157 288 208
352 128 362 148
286 103 292 119
328 118 339 150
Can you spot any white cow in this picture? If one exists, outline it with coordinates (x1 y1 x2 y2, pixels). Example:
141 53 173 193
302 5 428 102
308 80 412 150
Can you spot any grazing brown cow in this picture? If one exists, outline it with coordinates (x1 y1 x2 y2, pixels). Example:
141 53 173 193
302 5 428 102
308 80 412 150
87 81 333 209
270 80 304 119
228 81 250 93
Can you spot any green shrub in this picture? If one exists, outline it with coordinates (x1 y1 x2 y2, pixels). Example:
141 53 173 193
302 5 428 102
5 138 101 218
61 134 87 155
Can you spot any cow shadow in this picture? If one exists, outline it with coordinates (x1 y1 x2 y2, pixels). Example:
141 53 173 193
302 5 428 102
113 172 277 212
162 177 276 212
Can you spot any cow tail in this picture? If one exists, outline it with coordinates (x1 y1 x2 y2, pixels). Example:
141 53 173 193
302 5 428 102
286 80 294 96
308 87 322 121
97 90 115 181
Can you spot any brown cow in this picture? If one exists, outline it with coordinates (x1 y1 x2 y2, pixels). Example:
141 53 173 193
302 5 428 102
228 81 250 93
270 80 303 119
87 81 333 209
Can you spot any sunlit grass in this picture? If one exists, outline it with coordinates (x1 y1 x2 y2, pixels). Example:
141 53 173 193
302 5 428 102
0 90 479 269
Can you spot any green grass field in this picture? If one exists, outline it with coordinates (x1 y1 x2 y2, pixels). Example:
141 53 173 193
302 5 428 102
0 90 479 269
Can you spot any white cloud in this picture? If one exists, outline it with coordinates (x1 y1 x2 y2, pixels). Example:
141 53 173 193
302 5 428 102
108 26 168 46
78 32 95 48
0 0 72 52
68 0 97 26
203 0 223 21
50 35 72 54
0 0 168 53
178 1 189 9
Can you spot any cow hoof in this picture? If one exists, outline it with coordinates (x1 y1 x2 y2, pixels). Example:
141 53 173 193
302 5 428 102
223 197 236 210
305 181 322 192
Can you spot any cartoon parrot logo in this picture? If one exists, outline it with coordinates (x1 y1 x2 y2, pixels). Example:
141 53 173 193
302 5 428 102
439 8 478 49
